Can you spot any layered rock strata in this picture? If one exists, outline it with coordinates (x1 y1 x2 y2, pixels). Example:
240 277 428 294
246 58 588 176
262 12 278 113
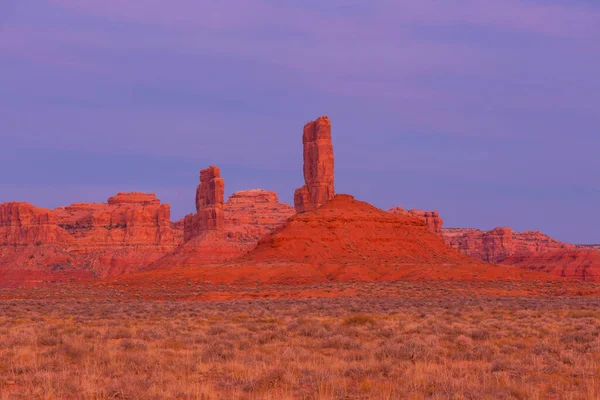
184 166 225 241
442 227 600 282
0 193 183 282
389 207 443 234
442 227 571 263
294 116 335 213
224 190 295 243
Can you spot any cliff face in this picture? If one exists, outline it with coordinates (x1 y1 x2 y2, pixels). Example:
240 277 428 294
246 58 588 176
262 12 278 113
0 193 183 283
0 203 73 245
54 193 178 247
147 168 249 272
442 227 600 282
294 116 335 213
184 166 225 241
224 189 294 243
502 248 600 282
442 227 570 263
389 207 443 234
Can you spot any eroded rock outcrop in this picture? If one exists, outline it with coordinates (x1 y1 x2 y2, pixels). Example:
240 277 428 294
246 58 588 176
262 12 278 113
442 227 571 263
294 116 335 213
389 207 443 234
0 193 183 282
502 248 600 282
230 195 557 284
442 227 600 282
224 189 294 243
55 192 176 247
0 203 72 245
184 166 225 241
148 166 250 271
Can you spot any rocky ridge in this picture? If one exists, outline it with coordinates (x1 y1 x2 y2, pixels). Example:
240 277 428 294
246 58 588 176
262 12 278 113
442 227 600 282
389 207 444 234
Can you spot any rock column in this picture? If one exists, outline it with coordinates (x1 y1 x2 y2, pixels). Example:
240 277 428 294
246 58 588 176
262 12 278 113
294 116 335 213
184 165 225 241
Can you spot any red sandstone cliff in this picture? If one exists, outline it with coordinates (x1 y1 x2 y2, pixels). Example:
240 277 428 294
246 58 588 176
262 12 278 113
54 192 182 277
0 203 73 245
389 207 443 234
442 227 600 282
55 193 178 247
442 227 570 263
294 116 335 213
184 166 225 241
0 193 183 284
148 167 247 270
224 189 294 243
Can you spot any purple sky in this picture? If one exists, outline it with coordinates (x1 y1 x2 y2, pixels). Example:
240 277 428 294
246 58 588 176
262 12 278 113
1 1 599 244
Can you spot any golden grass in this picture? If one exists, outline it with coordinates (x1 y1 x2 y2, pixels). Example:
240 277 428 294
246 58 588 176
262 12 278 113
0 297 598 399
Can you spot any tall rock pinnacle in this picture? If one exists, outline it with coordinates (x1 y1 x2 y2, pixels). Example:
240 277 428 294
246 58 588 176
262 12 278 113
294 116 335 213
184 165 225 241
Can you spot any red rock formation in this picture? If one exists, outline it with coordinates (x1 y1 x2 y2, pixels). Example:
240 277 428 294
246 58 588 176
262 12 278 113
54 193 178 248
184 166 225 241
578 244 600 251
0 243 93 288
148 167 253 271
442 227 571 263
503 248 600 282
0 203 72 245
172 218 185 231
228 195 558 284
442 227 600 282
147 231 249 271
246 195 471 266
54 193 182 277
0 193 183 282
224 189 294 243
108 192 160 206
294 116 335 213
389 206 444 234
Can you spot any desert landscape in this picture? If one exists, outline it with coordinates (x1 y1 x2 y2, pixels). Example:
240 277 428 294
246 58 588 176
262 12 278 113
1 116 599 399
2 1 599 399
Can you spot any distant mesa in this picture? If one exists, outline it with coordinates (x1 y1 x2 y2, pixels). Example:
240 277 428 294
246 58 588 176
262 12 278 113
442 227 570 264
107 192 160 206
0 202 74 245
389 206 444 234
0 193 183 287
443 227 600 281
0 115 599 288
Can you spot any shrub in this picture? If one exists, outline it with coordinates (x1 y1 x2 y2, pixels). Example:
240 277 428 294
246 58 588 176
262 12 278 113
344 314 376 326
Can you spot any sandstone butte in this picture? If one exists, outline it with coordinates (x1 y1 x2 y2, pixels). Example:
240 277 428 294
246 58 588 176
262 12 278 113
116 116 569 289
443 227 600 282
109 194 564 296
0 193 183 287
1 115 599 289
0 184 295 286
146 170 294 270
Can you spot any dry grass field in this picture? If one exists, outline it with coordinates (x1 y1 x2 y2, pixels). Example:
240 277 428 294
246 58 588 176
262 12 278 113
1 297 599 399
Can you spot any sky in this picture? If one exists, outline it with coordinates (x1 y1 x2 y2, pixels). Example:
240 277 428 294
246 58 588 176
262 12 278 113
0 1 599 244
